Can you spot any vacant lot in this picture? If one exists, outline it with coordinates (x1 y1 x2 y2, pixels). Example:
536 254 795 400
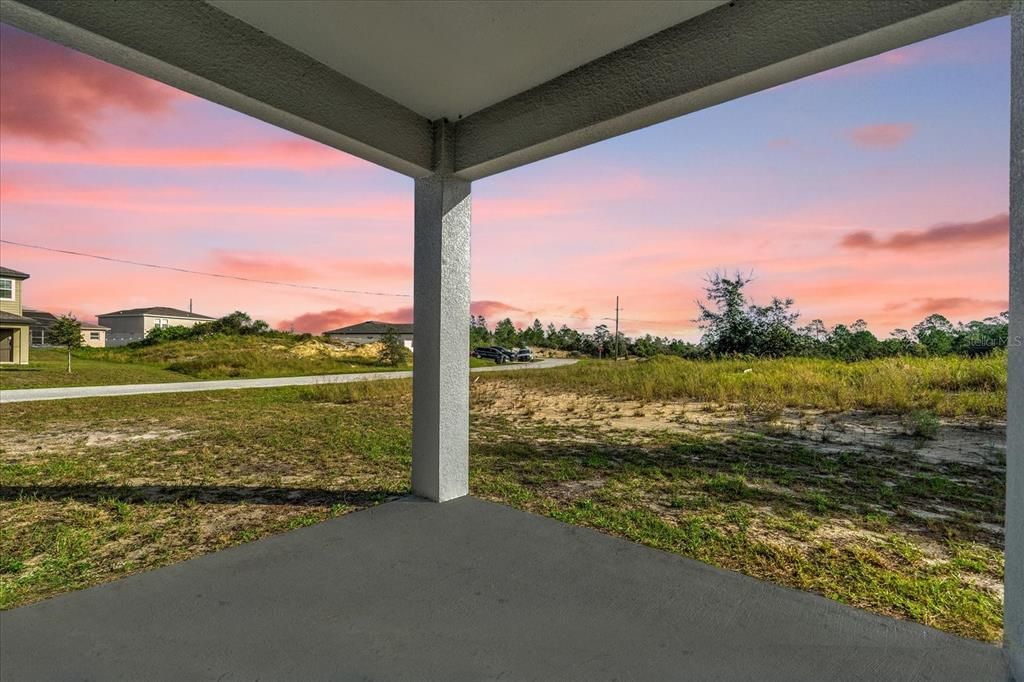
0 356 1006 642
0 337 412 390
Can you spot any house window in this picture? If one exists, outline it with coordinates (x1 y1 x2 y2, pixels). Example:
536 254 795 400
31 329 45 345
0 279 13 300
89 331 100 340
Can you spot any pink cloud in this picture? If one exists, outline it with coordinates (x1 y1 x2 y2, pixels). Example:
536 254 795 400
205 252 413 283
846 123 915 149
840 214 1008 250
277 299 534 334
276 307 412 334
1 138 363 171
470 300 524 319
907 297 1008 315
0 24 183 143
206 252 319 283
1 174 409 221
1 175 198 205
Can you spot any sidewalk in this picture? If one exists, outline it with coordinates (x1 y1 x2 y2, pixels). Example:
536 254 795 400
0 359 576 403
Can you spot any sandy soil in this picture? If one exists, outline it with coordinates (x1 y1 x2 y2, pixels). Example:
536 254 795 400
471 379 1006 471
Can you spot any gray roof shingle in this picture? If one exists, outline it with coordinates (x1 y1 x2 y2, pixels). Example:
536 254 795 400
0 266 30 279
23 310 109 330
0 311 37 325
325 320 413 335
97 306 214 320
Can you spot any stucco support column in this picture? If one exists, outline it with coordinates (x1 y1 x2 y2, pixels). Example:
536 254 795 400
412 120 470 502
1008 2 1023 676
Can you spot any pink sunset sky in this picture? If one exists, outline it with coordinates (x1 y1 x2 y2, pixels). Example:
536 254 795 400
0 18 1011 341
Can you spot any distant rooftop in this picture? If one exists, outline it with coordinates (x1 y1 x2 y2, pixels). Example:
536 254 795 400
0 266 30 280
0 311 37 325
98 306 215 320
325 320 413 335
23 309 109 330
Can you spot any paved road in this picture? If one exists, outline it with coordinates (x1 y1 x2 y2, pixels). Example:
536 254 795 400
0 358 576 404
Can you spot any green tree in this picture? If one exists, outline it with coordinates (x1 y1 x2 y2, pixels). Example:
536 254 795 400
470 315 492 347
493 318 519 348
912 314 955 356
49 314 83 373
521 319 545 347
697 272 800 357
544 323 559 348
954 312 1009 357
557 323 581 350
206 311 270 336
696 272 757 355
747 296 800 357
377 326 410 366
632 334 659 358
828 322 881 361
592 324 610 358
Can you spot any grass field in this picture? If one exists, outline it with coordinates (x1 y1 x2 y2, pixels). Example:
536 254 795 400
0 349 186 389
500 353 1008 418
0 355 1006 642
0 336 439 390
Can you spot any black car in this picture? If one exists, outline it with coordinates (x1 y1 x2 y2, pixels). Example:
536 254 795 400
514 348 533 362
472 346 515 363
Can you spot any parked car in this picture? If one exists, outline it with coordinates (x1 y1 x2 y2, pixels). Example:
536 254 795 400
514 348 533 362
472 346 515 363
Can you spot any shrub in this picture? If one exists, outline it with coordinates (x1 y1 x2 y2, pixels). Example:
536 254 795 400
377 327 411 367
903 410 941 439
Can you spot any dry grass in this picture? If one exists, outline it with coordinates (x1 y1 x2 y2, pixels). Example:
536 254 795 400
482 353 1007 418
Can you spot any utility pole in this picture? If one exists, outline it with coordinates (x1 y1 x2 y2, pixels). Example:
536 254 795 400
614 296 620 361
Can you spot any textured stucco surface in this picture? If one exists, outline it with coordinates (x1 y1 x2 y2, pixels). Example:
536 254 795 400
454 0 1010 180
0 0 433 177
412 121 471 502
208 0 724 121
1008 3 1023 678
0 497 1008 680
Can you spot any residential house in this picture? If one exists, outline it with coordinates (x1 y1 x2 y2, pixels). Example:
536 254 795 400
324 320 413 349
24 309 110 348
0 266 33 364
97 306 215 346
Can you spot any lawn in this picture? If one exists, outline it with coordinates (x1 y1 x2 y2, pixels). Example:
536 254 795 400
0 348 186 389
0 336 458 390
0 355 1006 643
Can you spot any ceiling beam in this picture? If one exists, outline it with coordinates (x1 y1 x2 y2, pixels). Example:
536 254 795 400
0 0 435 178
454 0 1009 181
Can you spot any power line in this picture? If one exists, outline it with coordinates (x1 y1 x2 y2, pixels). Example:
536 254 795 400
0 239 411 298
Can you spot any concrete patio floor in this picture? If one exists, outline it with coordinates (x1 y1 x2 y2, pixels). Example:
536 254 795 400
0 496 1009 681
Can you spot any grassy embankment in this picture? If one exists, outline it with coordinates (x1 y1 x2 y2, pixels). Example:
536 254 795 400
0 354 1007 642
0 335 451 390
498 353 1008 418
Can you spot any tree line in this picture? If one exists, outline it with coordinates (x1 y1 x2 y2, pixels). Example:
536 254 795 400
471 273 1011 361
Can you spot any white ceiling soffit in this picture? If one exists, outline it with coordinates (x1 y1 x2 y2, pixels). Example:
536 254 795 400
208 0 728 121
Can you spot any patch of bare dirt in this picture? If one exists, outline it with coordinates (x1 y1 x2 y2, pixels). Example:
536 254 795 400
471 380 1005 469
289 338 378 359
0 425 192 461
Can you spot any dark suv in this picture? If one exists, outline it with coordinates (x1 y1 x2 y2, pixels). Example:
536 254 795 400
472 346 515 363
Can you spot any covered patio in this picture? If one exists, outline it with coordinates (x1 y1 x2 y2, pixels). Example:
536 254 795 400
0 496 1008 679
0 0 1020 679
